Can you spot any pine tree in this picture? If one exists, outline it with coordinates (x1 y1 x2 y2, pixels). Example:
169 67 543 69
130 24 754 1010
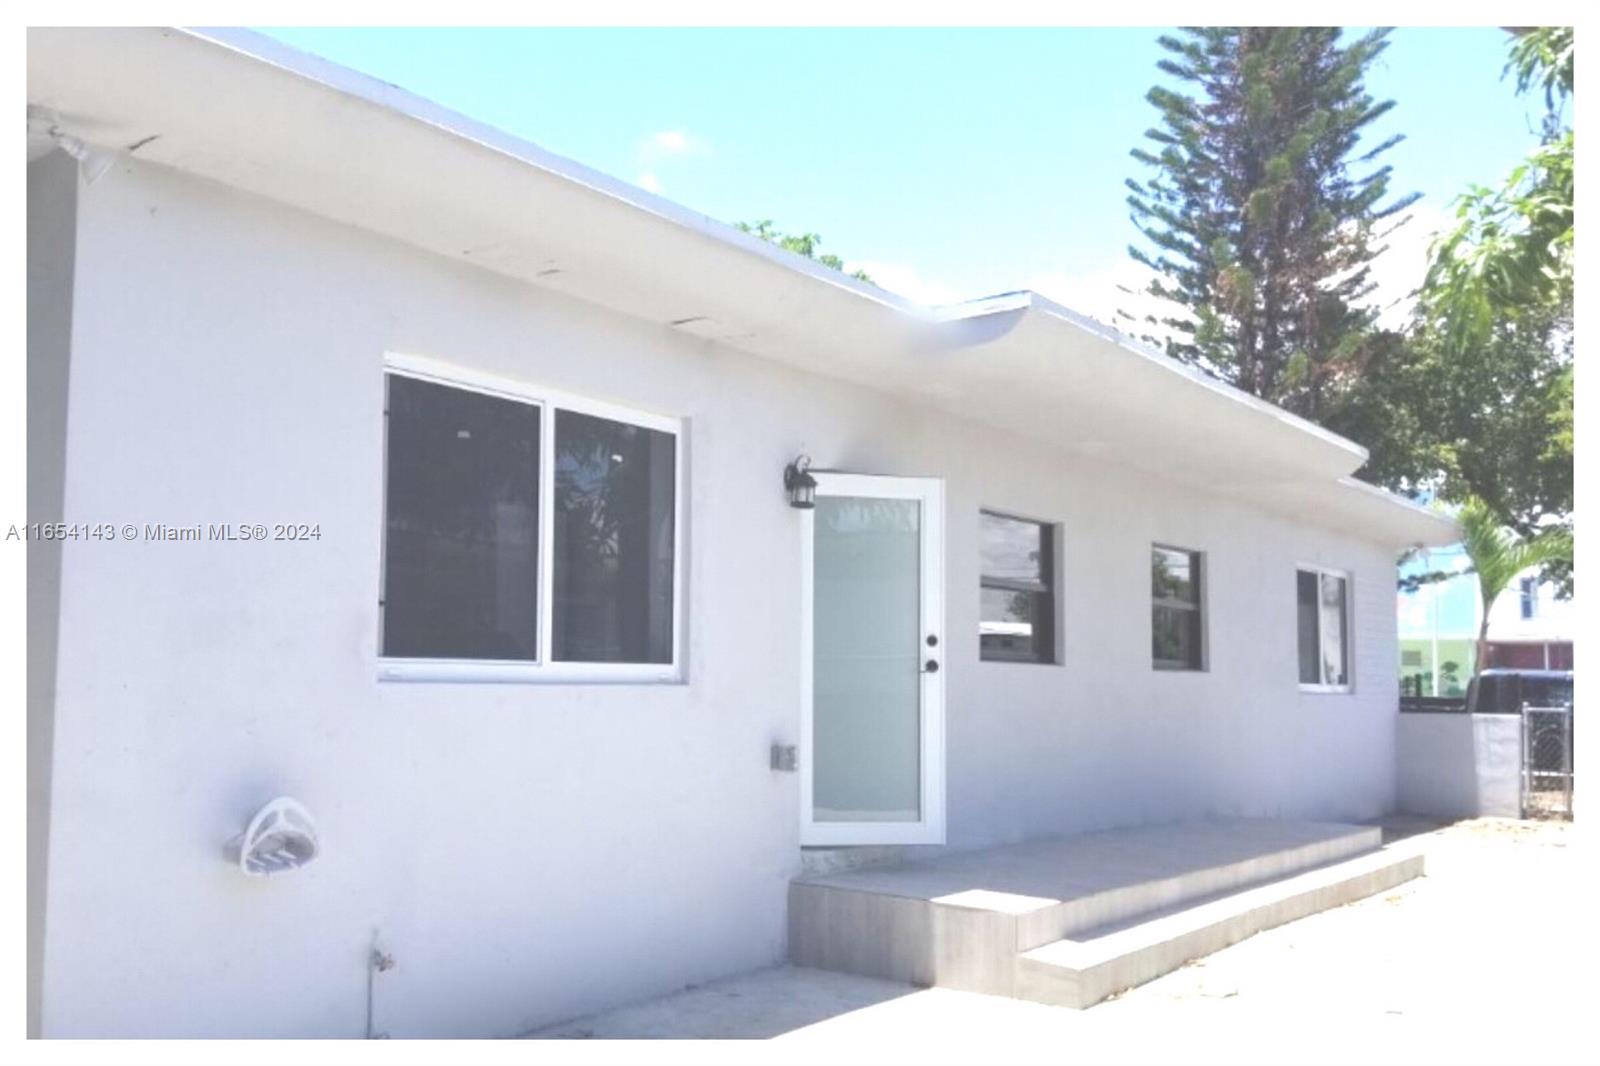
1123 28 1418 420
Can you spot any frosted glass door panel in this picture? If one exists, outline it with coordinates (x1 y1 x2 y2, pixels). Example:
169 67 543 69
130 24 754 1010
812 496 922 823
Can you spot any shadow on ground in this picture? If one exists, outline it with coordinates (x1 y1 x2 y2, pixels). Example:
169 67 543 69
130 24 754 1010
526 965 919 1039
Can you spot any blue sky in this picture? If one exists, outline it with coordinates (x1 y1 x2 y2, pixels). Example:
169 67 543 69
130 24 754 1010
258 26 1548 322
1398 546 1478 637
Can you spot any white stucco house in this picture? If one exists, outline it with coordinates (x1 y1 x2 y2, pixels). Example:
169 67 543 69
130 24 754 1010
26 28 1457 1038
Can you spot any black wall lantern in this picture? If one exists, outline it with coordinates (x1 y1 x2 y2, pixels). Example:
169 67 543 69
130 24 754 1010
784 455 817 509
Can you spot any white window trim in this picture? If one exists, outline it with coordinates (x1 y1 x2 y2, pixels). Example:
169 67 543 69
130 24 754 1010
378 352 685 684
1297 563 1352 694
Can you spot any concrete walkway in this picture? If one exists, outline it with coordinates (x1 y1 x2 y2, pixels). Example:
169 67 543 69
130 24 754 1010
528 818 1594 1064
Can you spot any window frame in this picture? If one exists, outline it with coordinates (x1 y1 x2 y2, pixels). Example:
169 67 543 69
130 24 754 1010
1296 563 1353 694
1519 576 1537 620
978 508 1060 665
1151 543 1206 672
378 352 685 684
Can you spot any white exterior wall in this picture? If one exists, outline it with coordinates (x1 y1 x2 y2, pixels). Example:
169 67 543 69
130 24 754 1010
1485 568 1576 644
39 159 1401 1038
27 150 78 1041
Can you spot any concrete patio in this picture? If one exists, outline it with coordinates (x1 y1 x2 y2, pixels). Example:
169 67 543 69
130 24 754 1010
787 817 1420 1006
528 819 1591 1065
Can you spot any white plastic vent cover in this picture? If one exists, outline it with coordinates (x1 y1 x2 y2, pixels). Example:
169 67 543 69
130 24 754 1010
227 797 320 877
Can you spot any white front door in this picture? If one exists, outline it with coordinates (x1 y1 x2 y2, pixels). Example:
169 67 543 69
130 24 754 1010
801 473 945 846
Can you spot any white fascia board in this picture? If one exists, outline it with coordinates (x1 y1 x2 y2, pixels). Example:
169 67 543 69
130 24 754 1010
1022 293 1371 471
1335 477 1459 546
1272 477 1459 550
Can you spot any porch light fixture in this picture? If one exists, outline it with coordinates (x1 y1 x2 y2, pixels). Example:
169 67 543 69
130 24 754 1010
784 455 817 509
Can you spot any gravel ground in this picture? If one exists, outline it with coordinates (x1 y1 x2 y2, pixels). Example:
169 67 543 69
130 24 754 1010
530 818 1595 1064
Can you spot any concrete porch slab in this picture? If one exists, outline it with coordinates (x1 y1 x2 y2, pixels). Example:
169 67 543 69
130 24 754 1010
789 818 1418 1006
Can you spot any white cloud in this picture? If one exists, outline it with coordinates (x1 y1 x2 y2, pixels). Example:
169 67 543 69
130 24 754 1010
1362 206 1451 329
632 129 709 196
640 129 706 163
651 130 690 154
1024 260 1190 348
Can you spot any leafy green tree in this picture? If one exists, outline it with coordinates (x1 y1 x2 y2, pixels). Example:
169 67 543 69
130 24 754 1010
735 220 874 283
1123 28 1418 420
1439 660 1461 695
1420 27 1572 354
1409 27 1573 590
1455 496 1572 651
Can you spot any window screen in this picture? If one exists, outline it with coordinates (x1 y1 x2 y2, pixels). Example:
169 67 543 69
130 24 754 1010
381 374 541 660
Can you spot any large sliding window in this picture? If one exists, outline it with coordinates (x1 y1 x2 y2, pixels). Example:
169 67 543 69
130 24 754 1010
380 356 681 682
1297 567 1350 691
979 511 1057 664
1152 544 1205 671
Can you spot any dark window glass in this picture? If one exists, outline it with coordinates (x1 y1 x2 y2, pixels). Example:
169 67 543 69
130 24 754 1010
382 374 540 660
1152 545 1203 669
552 410 676 663
1152 603 1204 669
980 512 1055 663
1297 570 1321 684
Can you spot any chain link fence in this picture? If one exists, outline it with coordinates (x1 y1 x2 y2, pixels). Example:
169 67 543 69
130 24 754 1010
1521 703 1574 819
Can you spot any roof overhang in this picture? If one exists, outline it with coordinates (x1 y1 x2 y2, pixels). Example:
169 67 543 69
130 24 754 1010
26 26 1459 549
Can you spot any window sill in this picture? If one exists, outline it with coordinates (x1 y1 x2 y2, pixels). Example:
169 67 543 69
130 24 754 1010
980 656 1061 666
1299 684 1353 695
378 658 683 685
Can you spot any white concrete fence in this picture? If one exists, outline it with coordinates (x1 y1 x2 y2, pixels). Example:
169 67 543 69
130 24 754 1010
1396 713 1523 819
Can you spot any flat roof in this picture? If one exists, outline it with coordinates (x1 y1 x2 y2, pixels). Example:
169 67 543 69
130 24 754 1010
26 26 1458 548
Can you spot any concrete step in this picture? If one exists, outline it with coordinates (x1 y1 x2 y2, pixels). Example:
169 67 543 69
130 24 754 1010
790 819 1383 994
1013 822 1381 949
1015 845 1424 1008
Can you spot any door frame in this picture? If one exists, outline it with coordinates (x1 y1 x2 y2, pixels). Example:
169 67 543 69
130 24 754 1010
800 472 946 846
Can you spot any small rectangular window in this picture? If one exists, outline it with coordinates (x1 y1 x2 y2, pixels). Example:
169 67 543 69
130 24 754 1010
1297 567 1350 689
1152 545 1204 670
1519 576 1537 619
979 511 1056 663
